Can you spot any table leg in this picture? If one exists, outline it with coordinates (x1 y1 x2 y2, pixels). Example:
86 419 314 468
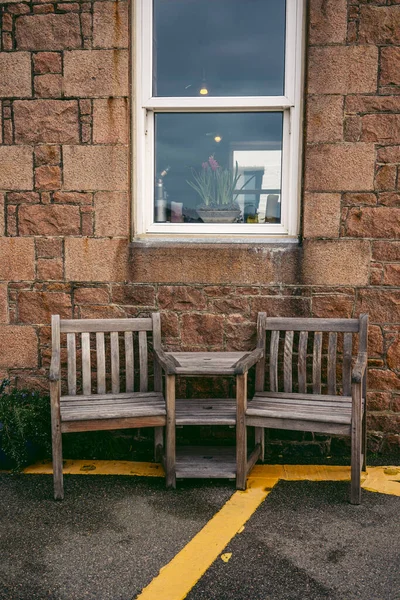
236 373 247 490
166 374 176 489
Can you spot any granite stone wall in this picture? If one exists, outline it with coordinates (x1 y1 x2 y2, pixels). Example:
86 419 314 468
0 0 399 455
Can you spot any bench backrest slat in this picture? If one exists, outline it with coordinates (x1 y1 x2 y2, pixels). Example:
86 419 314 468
124 331 134 393
110 332 120 394
67 333 77 396
81 332 91 395
269 330 280 393
327 332 337 395
298 331 308 394
312 332 322 394
55 316 160 396
256 313 368 396
283 331 294 393
96 332 106 394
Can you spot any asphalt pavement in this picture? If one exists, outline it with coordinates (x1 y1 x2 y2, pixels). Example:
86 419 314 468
0 474 399 600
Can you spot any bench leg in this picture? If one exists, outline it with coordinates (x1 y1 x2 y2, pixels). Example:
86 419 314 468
236 373 247 491
165 375 176 489
154 426 164 462
255 427 265 462
51 381 64 500
351 383 362 505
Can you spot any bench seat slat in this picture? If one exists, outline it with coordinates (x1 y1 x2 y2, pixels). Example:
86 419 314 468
60 393 166 421
246 400 352 425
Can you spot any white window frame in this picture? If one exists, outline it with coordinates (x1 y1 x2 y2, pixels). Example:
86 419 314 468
133 0 305 238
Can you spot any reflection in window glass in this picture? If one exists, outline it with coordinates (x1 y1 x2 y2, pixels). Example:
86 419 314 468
153 0 286 97
154 113 283 224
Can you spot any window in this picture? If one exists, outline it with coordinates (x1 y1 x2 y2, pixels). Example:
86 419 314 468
134 0 305 237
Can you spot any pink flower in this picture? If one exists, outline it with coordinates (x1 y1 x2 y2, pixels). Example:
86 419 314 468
208 156 219 171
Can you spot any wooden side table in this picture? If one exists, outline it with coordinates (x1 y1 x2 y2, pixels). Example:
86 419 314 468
154 349 264 489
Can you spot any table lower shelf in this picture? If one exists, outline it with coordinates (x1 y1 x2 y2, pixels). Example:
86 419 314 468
176 446 236 479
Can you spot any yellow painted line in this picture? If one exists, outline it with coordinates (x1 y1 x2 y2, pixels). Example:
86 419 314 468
135 476 277 600
24 459 164 478
362 466 400 496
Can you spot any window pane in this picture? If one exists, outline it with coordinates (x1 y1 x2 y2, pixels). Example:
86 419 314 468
154 112 283 224
153 0 286 97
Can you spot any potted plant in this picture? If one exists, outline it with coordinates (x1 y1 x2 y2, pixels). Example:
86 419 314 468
187 156 242 223
0 379 51 471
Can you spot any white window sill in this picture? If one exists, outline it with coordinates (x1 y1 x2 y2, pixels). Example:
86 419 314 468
130 235 300 248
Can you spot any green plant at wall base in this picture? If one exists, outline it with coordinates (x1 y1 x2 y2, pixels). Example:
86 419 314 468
187 156 242 209
0 380 51 471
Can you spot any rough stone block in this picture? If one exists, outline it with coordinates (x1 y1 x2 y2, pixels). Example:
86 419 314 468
378 193 400 208
0 52 31 97
157 286 206 311
74 286 110 305
343 193 376 206
35 237 63 258
15 13 81 50
19 204 81 235
34 165 61 191
375 165 397 191
383 265 400 286
64 50 129 97
181 314 224 347
34 74 63 98
34 145 61 167
65 238 129 282
14 100 79 144
93 1 128 48
305 143 375 192
361 114 400 144
0 147 33 190
111 284 155 306
94 191 129 236
0 193 4 236
0 326 37 368
356 289 400 323
306 95 343 143
309 0 347 44
346 96 400 116
373 241 400 261
17 291 72 324
380 47 400 87
63 146 128 191
312 295 354 318
302 240 371 286
53 191 92 205
250 296 311 320
33 52 62 74
359 6 400 44
303 193 341 238
344 207 400 238
308 47 378 95
0 284 8 323
92 98 128 144
36 258 64 280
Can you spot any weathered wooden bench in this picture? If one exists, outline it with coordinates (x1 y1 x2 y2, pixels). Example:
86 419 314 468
49 313 173 499
237 313 368 504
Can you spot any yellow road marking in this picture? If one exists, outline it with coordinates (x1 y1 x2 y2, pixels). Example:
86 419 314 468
135 476 277 600
24 459 164 478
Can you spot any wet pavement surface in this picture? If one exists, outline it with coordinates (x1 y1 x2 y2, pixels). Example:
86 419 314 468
1 474 399 600
188 480 400 600
0 475 232 600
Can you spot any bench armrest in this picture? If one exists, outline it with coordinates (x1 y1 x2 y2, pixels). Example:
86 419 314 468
49 350 60 382
352 352 368 384
153 348 178 375
234 348 264 375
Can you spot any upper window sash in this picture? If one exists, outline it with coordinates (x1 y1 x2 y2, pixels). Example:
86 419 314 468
138 0 300 108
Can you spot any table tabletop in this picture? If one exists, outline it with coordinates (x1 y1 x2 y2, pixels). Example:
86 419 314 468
166 351 249 375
